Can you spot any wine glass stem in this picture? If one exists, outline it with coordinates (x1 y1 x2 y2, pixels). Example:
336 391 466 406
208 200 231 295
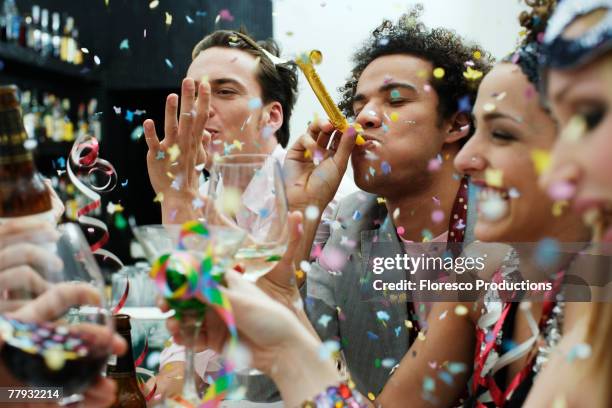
179 313 203 402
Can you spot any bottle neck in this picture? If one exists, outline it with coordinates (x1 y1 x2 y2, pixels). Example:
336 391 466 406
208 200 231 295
108 330 136 375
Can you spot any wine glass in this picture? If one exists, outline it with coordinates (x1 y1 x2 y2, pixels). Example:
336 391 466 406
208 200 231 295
0 222 113 406
132 223 244 405
205 154 290 282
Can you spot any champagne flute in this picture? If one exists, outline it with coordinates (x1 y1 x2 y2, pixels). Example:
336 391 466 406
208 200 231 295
0 222 113 406
133 223 244 404
205 154 290 282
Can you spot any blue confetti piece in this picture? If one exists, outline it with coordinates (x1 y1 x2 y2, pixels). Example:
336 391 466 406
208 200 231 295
535 238 560 268
185 15 194 24
394 326 401 337
352 210 362 221
195 10 207 17
438 371 453 385
56 157 66 169
369 166 376 176
165 58 174 69
130 125 143 140
423 376 435 392
121 179 128 187
248 97 262 110
378 37 389 46
382 123 389 133
258 208 270 218
382 358 396 368
367 331 379 340
447 362 467 374
125 110 134 122
502 339 517 353
458 95 472 112
381 161 391 175
119 39 129 50
390 89 401 99
156 151 165 160
318 314 332 328
376 310 390 321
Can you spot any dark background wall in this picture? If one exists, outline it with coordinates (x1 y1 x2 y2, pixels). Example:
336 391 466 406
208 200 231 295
0 0 273 263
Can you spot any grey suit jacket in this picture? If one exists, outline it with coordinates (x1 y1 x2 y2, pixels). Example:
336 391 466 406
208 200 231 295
305 187 476 396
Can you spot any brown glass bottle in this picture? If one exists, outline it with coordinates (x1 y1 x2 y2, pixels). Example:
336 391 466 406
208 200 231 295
0 85 52 221
106 314 147 408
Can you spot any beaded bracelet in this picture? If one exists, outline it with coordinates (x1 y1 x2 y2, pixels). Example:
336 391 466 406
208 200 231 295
301 381 368 407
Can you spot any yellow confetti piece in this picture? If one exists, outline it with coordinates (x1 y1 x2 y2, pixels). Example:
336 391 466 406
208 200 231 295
309 50 323 65
367 392 376 401
417 331 426 341
454 305 469 316
473 50 482 60
495 92 507 101
304 149 312 159
168 144 181 161
417 69 429 79
389 112 399 122
552 396 567 408
483 103 496 112
43 348 66 371
433 67 445 79
355 134 366 146
66 184 75 195
377 197 387 204
404 319 413 329
560 115 586 142
149 0 159 9
531 149 551 176
463 66 483 81
166 172 175 180
295 269 304 280
200 75 209 84
233 139 244 150
105 0 109 6
552 200 568 217
221 187 242 215
165 12 173 26
153 192 164 203
485 168 504 188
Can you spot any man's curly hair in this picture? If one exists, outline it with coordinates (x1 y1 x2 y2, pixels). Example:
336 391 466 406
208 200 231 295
338 6 494 129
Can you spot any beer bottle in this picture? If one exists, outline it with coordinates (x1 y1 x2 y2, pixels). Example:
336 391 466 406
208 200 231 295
0 85 53 222
106 314 147 408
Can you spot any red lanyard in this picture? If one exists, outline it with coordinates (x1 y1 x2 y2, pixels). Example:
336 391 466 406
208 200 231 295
472 270 565 407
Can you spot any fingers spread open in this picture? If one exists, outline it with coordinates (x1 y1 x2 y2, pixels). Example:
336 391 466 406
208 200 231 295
164 94 179 144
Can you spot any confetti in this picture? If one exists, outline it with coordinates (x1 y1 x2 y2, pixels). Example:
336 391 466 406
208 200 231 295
218 9 235 22
165 12 172 26
439 310 448 320
367 331 379 340
454 305 469 316
192 198 204 209
560 115 586 142
318 314 332 328
567 343 592 362
397 226 405 235
248 97 262 110
458 95 472 112
548 181 575 201
220 187 242 215
382 358 396 368
153 192 164 203
381 161 391 175
389 112 399 122
185 15 194 24
484 168 503 187
149 0 159 9
483 103 496 112
167 144 181 161
438 371 453 385
552 200 568 217
423 376 435 392
376 311 390 321
447 362 467 374
94 55 101 65
390 89 401 99
355 134 366 146
531 149 551 176
367 393 376 401
431 210 444 224
433 67 445 79
119 39 129 50
352 210 362 221
155 151 165 160
165 58 173 69
473 50 482 59
305 205 320 220
463 66 483 81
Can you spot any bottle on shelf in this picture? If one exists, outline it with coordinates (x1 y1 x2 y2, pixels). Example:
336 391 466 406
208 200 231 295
2 0 20 43
51 12 61 58
106 315 147 408
71 28 81 65
18 12 29 47
87 99 101 141
29 5 41 51
61 16 74 63
61 98 74 142
0 85 53 223
40 8 51 57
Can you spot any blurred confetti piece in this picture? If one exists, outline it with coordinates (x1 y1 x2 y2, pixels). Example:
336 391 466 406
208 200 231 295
433 67 445 79
149 0 159 9
473 50 482 59
119 39 129 50
567 343 592 362
483 102 496 112
423 376 435 392
560 115 586 142
381 161 391 175
381 358 396 368
221 187 242 215
548 181 575 201
167 144 181 161
218 9 235 22
165 12 172 26
355 134 366 146
376 311 390 321
552 396 567 408
305 205 320 220
165 58 173 69
185 15 194 24
534 238 560 268
367 393 375 401
248 97 262 110
531 149 551 176
463 66 483 81
153 192 164 203
485 168 503 188
389 112 399 122
454 305 469 316
431 210 445 223
552 200 568 217
318 314 332 328
447 362 467 374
